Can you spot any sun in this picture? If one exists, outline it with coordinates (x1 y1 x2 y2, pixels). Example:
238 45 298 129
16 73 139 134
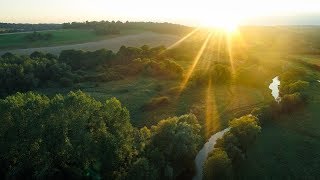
199 14 240 33
218 22 238 33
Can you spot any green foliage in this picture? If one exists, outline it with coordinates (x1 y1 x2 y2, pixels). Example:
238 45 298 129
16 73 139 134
193 63 231 85
147 114 202 179
278 79 309 112
0 53 74 96
203 148 233 180
127 158 159 180
94 24 120 35
280 68 307 84
0 91 135 179
215 115 261 160
215 131 244 164
206 115 261 177
229 115 261 152
30 51 57 59
59 49 115 70
281 80 309 95
143 58 184 78
116 45 166 64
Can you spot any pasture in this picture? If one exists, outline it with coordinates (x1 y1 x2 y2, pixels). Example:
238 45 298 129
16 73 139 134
0 29 143 50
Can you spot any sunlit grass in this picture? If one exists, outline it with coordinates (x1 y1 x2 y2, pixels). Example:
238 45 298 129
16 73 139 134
179 32 213 91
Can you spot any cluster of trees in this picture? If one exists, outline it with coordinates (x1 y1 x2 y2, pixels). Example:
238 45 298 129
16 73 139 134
192 63 232 86
94 24 120 35
59 49 115 70
58 45 182 81
279 80 309 112
0 45 183 96
278 68 310 112
0 52 75 97
62 21 191 35
128 58 184 79
0 23 61 33
25 31 53 41
0 91 202 179
203 115 261 179
59 45 166 70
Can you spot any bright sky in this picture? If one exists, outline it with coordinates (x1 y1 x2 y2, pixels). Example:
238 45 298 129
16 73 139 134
1 0 320 25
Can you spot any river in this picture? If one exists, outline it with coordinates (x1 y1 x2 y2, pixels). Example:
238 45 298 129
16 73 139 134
193 128 230 180
269 76 281 102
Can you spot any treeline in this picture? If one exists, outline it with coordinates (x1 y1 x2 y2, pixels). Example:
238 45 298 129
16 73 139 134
0 45 184 97
62 21 192 35
0 52 74 97
0 23 61 33
0 91 202 179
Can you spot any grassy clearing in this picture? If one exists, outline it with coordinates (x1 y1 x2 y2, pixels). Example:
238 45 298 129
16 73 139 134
35 74 267 131
0 29 143 50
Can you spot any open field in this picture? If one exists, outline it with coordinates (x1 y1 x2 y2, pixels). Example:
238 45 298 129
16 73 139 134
0 31 179 55
0 29 145 50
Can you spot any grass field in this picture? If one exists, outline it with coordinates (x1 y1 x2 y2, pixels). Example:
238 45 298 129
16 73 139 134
0 29 143 50
0 31 179 55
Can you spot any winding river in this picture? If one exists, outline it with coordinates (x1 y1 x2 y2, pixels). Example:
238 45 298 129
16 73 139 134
193 76 282 180
193 128 230 180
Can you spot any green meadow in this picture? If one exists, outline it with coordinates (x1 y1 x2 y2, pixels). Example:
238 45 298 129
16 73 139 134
0 29 143 50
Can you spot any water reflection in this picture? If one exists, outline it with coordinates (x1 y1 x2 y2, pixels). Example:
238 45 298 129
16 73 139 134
269 76 281 103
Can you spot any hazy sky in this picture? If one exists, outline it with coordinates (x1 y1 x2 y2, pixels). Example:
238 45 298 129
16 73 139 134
1 0 320 25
